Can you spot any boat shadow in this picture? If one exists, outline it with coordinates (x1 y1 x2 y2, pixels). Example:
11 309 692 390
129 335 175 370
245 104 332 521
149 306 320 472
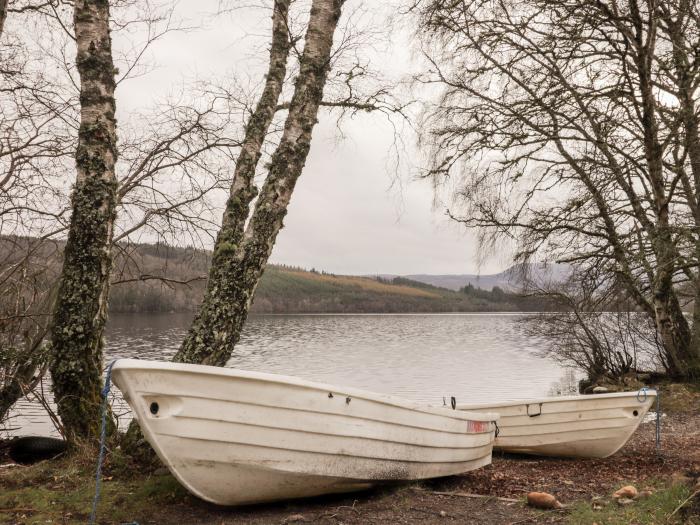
185 483 405 517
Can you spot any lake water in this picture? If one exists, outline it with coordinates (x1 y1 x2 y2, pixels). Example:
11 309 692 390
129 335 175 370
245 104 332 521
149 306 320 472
3 313 575 437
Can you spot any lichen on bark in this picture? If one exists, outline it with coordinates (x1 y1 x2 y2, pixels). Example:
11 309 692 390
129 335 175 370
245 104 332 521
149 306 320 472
49 0 118 443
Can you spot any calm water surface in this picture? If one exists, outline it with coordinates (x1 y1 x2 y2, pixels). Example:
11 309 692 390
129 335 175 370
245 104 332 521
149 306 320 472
4 313 571 437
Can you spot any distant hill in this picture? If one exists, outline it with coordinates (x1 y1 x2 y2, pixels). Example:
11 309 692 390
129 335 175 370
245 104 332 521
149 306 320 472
110 262 555 314
1 236 559 314
377 263 571 291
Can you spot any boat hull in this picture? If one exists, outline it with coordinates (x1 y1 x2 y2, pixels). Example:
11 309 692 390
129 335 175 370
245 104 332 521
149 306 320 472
112 359 497 505
458 391 656 458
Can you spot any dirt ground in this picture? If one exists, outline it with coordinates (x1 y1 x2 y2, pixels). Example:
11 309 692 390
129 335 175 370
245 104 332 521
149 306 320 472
1 388 699 525
139 411 698 525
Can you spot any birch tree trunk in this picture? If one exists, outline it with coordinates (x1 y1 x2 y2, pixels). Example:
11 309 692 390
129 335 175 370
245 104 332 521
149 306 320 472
49 0 118 442
175 0 344 366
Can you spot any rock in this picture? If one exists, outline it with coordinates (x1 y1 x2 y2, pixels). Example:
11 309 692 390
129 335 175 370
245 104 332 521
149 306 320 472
282 514 306 524
527 491 563 509
592 386 609 394
612 485 638 499
153 467 169 476
616 497 635 506
439 510 447 517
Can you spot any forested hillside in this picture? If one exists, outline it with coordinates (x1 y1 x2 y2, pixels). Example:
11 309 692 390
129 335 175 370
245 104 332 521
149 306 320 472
2 237 553 314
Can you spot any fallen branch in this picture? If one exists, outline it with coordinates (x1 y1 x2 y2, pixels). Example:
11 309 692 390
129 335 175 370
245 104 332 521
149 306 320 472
413 489 520 503
668 489 699 519
508 518 536 525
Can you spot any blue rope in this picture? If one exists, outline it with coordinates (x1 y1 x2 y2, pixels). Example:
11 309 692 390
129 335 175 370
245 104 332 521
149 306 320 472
636 386 649 402
89 359 118 525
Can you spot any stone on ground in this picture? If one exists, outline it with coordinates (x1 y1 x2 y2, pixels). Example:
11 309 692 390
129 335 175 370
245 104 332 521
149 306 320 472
526 491 563 509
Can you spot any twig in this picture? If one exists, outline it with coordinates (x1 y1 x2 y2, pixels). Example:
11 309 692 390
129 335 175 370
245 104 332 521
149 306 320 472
414 488 520 503
508 518 536 525
668 489 699 520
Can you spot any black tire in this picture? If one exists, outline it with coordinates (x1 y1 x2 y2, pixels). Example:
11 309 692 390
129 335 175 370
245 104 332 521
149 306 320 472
9 436 67 465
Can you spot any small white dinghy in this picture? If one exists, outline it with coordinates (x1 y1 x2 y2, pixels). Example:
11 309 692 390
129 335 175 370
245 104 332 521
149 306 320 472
112 359 498 505
457 390 657 458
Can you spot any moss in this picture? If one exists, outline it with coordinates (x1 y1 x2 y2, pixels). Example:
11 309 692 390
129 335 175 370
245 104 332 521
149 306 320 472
0 470 185 525
567 482 694 525
212 241 238 260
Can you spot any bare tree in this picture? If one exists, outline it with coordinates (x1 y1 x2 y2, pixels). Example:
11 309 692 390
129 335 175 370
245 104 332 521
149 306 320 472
522 271 665 388
174 0 345 366
48 0 119 442
0 2 248 432
0 237 58 424
173 0 293 366
415 0 700 381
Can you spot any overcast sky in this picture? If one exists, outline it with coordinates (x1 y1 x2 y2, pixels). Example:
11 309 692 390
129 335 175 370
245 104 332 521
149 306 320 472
114 1 510 276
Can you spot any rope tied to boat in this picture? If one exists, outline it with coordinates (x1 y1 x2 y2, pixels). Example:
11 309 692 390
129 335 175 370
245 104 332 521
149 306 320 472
89 359 118 525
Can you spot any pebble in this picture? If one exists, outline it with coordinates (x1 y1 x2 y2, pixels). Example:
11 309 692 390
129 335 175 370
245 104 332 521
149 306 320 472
612 485 638 499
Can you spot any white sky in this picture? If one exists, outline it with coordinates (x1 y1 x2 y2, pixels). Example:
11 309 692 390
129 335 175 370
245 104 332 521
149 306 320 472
114 1 510 275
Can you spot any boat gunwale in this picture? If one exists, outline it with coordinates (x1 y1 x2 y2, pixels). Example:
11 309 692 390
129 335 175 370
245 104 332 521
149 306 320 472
112 359 498 422
473 403 655 419
456 390 657 411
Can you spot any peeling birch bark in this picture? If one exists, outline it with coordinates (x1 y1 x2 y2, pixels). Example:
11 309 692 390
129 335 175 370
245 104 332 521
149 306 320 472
49 0 118 442
175 0 344 366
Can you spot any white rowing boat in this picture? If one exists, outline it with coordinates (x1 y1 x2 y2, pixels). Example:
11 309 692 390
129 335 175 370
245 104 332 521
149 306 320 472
457 390 657 458
112 359 498 505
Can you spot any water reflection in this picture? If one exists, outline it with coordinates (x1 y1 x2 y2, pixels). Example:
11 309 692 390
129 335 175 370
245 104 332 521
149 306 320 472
4 313 567 437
